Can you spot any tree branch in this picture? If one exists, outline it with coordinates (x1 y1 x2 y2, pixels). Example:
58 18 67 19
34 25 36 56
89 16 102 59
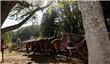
1 2 51 34
1 1 18 26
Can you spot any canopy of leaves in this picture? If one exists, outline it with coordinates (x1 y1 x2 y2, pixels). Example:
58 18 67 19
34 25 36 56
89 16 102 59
40 6 58 37
2 32 12 47
11 25 40 42
8 0 46 22
53 1 84 34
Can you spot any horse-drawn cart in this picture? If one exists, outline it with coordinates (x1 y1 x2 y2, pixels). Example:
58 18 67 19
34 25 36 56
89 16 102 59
51 33 88 61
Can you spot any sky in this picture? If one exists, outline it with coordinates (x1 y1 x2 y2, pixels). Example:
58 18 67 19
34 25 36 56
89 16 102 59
1 11 43 28
1 0 50 29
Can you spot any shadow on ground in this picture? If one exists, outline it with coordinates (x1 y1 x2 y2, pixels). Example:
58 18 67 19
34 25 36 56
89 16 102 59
23 52 85 64
27 54 65 63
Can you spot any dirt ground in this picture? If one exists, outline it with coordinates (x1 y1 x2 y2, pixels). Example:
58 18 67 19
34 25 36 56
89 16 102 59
1 50 86 64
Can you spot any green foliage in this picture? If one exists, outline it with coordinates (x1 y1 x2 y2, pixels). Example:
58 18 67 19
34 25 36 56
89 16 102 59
8 0 45 22
2 32 12 47
12 25 40 41
40 7 58 37
54 1 84 34
40 1 84 37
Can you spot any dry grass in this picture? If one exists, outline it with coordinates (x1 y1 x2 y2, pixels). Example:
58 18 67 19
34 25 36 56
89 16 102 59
1 50 32 64
1 50 86 64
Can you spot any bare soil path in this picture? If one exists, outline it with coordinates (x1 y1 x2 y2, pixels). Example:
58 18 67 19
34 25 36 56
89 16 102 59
1 51 33 64
1 50 85 64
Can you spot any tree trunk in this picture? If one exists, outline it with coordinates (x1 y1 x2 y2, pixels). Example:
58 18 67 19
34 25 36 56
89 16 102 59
77 1 110 64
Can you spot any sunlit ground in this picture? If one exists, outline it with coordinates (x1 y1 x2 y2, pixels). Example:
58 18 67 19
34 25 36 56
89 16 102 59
1 49 85 64
1 50 33 64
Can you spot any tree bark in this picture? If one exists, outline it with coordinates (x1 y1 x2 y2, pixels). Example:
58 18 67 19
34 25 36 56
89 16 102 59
77 1 110 64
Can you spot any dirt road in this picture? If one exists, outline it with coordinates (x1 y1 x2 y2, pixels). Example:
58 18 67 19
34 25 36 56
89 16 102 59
1 51 85 64
1 51 33 64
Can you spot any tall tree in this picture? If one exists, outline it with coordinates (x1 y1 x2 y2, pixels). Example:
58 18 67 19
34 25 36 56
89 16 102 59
54 1 84 34
78 1 110 64
1 1 51 62
13 25 40 41
41 7 57 37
